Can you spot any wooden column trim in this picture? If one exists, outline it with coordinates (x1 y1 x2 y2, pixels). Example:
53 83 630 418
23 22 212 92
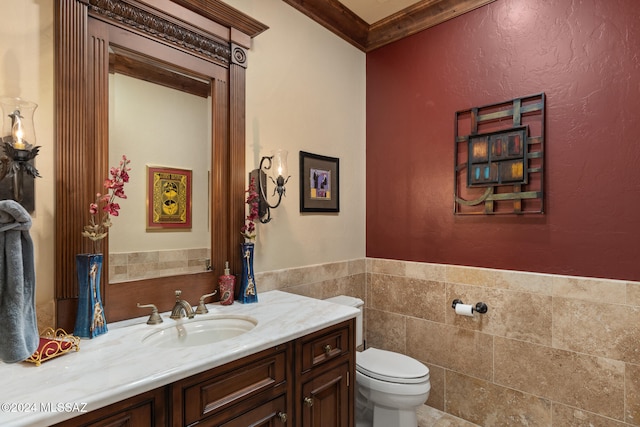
211 76 230 278
55 0 90 330
229 44 247 285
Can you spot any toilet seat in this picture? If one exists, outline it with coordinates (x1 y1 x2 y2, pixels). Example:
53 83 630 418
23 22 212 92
356 347 430 385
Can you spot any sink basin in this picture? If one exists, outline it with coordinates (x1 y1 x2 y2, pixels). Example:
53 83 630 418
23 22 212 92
141 315 257 348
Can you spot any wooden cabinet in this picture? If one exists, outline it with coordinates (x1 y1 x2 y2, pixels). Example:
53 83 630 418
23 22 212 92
296 321 354 427
172 343 292 426
53 320 353 427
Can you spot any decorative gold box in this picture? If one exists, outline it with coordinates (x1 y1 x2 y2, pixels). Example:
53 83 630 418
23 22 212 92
24 328 80 366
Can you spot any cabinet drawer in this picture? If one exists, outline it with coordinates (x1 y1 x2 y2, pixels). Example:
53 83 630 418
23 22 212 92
299 321 352 372
175 345 290 426
218 394 288 427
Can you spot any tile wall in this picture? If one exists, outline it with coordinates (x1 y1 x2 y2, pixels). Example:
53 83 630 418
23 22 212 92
365 258 640 427
108 248 210 283
255 258 367 302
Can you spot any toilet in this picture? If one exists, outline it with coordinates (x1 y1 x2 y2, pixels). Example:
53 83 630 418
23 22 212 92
325 295 431 427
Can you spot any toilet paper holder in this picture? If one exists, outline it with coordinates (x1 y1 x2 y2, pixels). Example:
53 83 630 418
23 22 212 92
451 299 488 314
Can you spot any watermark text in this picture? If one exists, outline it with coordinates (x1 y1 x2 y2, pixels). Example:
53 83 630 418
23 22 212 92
1 402 88 413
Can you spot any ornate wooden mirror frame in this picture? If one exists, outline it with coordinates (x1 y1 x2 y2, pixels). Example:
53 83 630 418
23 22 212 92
54 0 267 330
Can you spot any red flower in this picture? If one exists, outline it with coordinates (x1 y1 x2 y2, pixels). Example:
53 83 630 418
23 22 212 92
241 176 259 242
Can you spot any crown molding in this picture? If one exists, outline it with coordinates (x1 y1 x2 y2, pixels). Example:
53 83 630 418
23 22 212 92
282 0 496 52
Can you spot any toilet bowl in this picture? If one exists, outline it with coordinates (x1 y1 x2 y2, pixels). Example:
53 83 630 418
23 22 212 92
325 296 431 427
356 347 431 427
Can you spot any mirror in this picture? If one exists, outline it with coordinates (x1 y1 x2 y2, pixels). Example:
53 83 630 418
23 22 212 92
54 0 268 330
108 59 211 283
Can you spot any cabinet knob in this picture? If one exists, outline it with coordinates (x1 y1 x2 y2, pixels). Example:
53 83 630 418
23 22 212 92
324 344 332 354
277 411 287 423
304 396 314 407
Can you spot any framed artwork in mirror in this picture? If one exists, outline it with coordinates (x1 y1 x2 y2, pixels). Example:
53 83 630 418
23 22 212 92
147 166 192 230
299 151 339 213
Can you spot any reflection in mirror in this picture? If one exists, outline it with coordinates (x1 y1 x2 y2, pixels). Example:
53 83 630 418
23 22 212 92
108 67 211 283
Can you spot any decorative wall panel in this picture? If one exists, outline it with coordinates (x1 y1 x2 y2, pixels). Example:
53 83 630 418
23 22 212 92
454 93 545 215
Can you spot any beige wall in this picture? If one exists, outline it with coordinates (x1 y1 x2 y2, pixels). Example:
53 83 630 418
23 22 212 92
0 1 365 324
0 2 55 324
225 0 367 273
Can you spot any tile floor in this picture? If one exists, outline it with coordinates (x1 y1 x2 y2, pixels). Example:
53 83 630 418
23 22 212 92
417 405 479 427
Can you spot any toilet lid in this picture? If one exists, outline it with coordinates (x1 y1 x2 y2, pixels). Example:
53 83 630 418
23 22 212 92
356 347 430 384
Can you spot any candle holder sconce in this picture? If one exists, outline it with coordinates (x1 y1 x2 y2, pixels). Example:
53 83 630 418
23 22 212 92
250 149 291 224
0 97 40 212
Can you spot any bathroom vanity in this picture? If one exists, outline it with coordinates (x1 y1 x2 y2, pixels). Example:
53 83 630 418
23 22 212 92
0 291 357 427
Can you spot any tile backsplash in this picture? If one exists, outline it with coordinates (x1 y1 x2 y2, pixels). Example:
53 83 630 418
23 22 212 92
108 248 210 283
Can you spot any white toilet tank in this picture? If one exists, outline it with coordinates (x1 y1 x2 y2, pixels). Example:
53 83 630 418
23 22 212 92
325 295 364 347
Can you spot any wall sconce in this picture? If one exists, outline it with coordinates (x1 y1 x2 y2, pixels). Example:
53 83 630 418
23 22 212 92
0 97 41 210
250 149 291 223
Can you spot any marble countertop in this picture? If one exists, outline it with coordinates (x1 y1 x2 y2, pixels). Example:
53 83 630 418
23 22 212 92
0 290 358 427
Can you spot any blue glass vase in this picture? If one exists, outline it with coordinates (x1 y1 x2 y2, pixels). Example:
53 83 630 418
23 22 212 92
238 242 258 304
73 254 108 338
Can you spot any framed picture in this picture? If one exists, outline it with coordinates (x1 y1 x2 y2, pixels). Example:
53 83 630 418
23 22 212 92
299 151 339 213
467 126 528 187
147 166 192 230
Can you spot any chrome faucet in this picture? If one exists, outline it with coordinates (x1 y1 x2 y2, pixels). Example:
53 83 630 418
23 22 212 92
170 290 195 320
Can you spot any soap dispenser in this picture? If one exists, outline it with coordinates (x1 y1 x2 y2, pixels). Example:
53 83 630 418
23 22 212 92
219 261 235 305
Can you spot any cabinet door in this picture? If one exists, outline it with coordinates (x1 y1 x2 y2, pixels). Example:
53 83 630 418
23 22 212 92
300 362 350 427
51 388 166 427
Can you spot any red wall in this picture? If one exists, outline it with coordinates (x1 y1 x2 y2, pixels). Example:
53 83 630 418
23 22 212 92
366 0 640 281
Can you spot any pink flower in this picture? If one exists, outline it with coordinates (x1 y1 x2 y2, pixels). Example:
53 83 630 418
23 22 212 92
82 155 131 251
104 202 120 216
113 186 126 199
